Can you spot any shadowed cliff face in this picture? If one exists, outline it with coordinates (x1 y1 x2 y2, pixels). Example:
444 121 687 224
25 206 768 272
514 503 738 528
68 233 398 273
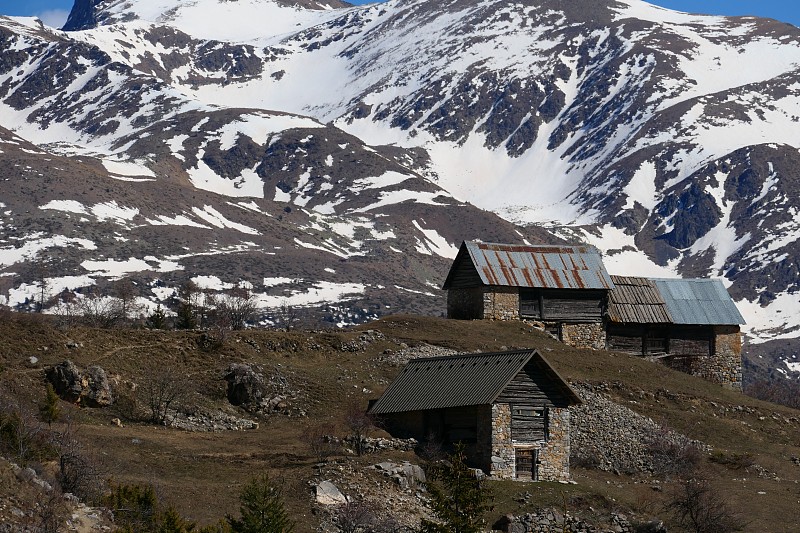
63 0 100 31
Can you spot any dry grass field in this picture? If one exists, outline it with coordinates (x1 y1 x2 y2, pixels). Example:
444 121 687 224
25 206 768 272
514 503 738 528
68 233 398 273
0 312 799 531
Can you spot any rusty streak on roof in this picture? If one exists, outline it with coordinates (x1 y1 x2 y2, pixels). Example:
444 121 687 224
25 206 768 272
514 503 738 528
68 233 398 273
368 350 581 415
443 241 615 290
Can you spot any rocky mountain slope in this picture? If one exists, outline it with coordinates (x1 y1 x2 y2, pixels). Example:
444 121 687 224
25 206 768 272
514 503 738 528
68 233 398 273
0 0 799 368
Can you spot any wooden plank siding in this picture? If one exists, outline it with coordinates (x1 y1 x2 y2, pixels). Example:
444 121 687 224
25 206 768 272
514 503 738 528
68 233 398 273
495 361 573 407
607 324 712 356
441 405 478 443
520 288 605 322
511 407 546 441
443 249 484 289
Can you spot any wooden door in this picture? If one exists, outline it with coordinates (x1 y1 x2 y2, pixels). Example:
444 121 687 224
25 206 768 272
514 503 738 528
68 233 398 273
515 449 539 480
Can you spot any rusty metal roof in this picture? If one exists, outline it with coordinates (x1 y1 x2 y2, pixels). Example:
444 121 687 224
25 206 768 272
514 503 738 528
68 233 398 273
607 275 672 324
451 241 614 290
368 349 580 415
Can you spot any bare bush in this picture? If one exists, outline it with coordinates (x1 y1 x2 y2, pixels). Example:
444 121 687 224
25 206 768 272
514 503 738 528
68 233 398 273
212 288 257 330
666 478 743 533
197 325 228 352
303 423 339 462
78 294 127 329
745 378 800 410
647 426 703 479
333 499 379 533
31 489 69 533
0 388 55 464
343 401 378 456
55 419 106 502
140 365 189 425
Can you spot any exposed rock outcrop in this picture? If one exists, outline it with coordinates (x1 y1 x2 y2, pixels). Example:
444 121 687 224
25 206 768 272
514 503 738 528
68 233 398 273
45 360 113 407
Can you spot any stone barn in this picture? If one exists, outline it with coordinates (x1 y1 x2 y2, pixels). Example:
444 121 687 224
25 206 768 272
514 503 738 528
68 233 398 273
368 349 582 481
606 276 745 389
442 241 615 349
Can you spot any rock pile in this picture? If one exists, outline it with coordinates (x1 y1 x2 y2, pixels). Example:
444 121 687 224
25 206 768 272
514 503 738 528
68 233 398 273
332 436 418 455
494 510 663 533
223 363 304 417
374 343 459 367
371 461 426 489
168 408 258 432
570 383 708 475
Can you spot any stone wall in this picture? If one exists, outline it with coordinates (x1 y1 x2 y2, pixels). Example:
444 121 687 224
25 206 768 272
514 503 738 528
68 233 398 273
489 404 571 481
560 323 605 350
446 288 484 319
694 327 742 389
489 403 515 479
537 408 570 481
483 287 519 320
666 327 742 390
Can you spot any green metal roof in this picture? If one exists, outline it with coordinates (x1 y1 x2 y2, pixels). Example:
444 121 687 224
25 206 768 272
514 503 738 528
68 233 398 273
369 349 580 415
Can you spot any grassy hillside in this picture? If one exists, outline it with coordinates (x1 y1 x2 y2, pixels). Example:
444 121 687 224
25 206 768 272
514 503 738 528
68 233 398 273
0 312 798 531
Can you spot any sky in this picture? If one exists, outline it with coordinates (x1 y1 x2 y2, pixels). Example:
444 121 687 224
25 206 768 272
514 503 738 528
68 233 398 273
0 0 797 30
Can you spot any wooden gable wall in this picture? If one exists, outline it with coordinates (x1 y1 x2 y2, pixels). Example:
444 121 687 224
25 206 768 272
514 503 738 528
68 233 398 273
494 360 574 408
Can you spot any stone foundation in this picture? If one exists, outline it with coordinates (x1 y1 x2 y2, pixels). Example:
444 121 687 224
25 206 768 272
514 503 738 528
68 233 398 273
560 323 605 350
694 328 742 390
483 287 519 321
666 328 742 390
537 408 570 481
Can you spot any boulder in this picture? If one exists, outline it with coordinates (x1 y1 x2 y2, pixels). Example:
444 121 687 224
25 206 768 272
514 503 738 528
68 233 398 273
82 366 113 407
45 360 83 402
314 480 346 505
223 363 266 407
45 361 114 407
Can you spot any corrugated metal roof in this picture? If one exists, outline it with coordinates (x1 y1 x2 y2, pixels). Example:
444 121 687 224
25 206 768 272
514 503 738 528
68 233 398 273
607 276 672 324
652 278 746 325
369 349 580 415
460 241 615 290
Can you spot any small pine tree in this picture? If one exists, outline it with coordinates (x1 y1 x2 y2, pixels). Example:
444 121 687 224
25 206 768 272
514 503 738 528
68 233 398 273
39 383 61 427
227 474 295 533
147 305 168 330
419 443 493 533
103 482 159 532
157 506 196 533
175 302 196 330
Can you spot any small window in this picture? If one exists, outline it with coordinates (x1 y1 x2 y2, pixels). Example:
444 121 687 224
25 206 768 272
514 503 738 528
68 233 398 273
512 408 542 417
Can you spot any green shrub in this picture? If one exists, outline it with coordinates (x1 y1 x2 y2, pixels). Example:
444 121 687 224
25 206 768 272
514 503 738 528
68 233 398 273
419 443 493 533
227 474 294 533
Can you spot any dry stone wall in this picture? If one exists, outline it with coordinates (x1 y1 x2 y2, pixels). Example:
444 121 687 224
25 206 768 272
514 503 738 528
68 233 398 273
483 287 519 320
490 403 515 478
560 323 605 350
537 408 570 481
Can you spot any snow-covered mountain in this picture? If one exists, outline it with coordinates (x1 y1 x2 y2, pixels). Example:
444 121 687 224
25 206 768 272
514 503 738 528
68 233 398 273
1 0 799 361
